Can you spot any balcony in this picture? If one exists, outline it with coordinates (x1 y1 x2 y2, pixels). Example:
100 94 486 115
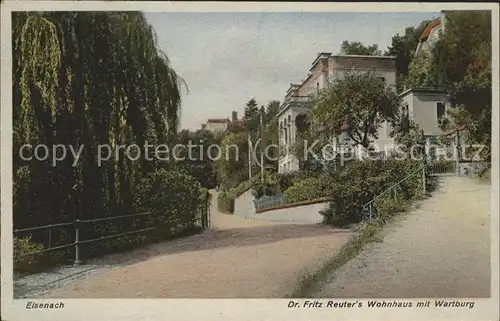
279 95 313 115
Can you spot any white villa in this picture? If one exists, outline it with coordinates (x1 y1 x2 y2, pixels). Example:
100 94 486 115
277 53 398 173
277 11 451 174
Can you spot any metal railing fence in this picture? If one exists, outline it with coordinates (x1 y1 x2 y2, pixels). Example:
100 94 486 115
253 194 285 211
14 197 211 266
362 162 427 221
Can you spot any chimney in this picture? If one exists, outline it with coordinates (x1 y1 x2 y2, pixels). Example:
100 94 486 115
232 111 238 122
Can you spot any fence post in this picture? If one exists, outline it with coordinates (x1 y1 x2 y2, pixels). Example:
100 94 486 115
455 130 461 177
422 165 426 195
73 219 82 266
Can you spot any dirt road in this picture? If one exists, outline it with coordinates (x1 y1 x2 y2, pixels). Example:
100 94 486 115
313 176 491 298
36 191 352 298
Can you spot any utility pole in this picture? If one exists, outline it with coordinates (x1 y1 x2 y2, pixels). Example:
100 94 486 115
248 132 252 181
260 109 264 183
455 128 461 177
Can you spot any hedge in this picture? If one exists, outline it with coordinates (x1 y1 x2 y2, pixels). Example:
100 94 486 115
14 169 209 273
320 159 427 227
283 177 334 204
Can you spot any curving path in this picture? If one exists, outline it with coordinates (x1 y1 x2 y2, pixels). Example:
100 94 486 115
35 190 353 298
313 176 491 298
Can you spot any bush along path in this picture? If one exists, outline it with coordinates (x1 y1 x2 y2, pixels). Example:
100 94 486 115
28 190 353 299
293 176 490 298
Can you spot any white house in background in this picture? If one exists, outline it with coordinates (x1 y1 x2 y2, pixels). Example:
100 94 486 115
277 53 398 174
400 87 451 158
414 11 448 58
400 87 450 136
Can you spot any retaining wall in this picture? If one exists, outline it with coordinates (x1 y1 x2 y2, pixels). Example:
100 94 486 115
254 202 327 224
233 190 327 224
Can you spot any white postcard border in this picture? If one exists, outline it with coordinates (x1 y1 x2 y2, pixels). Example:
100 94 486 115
1 2 499 321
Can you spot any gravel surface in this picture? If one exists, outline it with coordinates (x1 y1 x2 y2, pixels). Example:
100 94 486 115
313 176 491 298
31 190 353 298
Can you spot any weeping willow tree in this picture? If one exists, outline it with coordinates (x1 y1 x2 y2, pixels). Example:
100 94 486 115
13 12 187 233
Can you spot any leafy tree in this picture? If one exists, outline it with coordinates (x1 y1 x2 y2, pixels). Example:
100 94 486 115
385 20 431 91
431 11 492 159
313 71 402 149
405 51 437 88
340 41 381 56
213 132 251 189
262 100 281 169
12 12 208 260
389 103 424 155
174 129 220 189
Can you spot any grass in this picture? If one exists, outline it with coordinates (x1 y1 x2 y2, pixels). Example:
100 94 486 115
287 220 383 298
473 170 491 184
286 192 429 298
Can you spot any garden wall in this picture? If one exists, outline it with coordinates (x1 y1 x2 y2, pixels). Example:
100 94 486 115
254 202 327 224
233 189 255 219
233 190 327 224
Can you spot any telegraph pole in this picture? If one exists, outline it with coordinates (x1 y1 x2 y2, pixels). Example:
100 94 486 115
260 109 264 183
248 131 252 181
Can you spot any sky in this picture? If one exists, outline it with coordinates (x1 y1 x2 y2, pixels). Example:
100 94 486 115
144 12 440 131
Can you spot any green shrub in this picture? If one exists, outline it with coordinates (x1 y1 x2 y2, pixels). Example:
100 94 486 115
277 171 318 192
251 173 280 199
77 169 204 259
320 159 425 227
283 177 333 203
472 163 491 183
135 168 202 235
217 190 235 214
373 195 408 223
231 175 260 197
13 236 46 273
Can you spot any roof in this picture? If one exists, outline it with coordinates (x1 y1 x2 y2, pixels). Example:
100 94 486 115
332 54 397 60
399 87 448 97
310 52 332 70
207 118 230 124
419 18 441 42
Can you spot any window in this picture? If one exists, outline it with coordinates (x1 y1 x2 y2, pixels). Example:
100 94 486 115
437 102 445 120
379 76 386 83
316 83 320 95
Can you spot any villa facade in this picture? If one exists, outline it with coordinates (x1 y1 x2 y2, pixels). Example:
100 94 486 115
277 53 398 173
277 11 454 174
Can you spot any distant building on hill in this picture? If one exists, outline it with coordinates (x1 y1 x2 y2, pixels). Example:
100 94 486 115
201 111 246 134
202 118 230 133
414 11 448 57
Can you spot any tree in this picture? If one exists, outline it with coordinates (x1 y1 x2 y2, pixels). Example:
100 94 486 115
12 12 186 231
243 98 260 137
389 103 423 153
385 20 431 91
340 41 381 56
264 100 280 123
174 129 220 189
313 71 401 149
262 100 281 169
213 132 251 189
405 51 437 88
431 11 492 159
